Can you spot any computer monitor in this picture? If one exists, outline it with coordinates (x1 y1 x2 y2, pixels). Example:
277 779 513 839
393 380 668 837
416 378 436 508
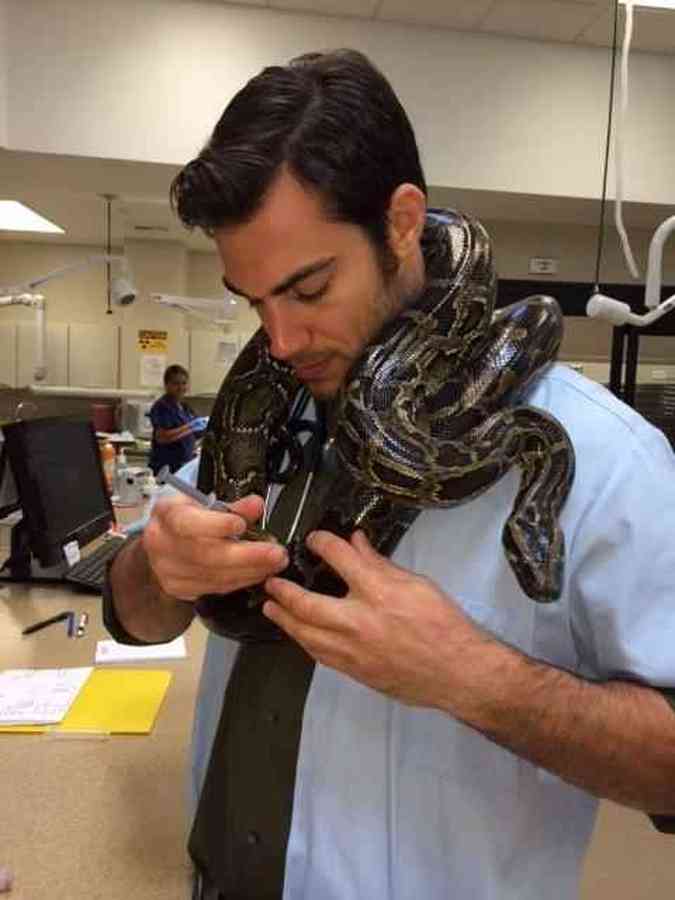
1 417 114 571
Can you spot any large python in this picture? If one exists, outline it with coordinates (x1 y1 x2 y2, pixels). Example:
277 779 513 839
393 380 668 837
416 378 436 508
195 208 575 641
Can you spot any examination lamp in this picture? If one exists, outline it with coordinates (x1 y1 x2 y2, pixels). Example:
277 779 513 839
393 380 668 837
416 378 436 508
1 254 137 306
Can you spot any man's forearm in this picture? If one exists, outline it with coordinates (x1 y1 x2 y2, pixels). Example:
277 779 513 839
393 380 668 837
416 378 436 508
447 638 675 813
109 536 195 643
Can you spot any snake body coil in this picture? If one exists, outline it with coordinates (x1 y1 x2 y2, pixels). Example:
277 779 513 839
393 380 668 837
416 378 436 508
196 209 575 640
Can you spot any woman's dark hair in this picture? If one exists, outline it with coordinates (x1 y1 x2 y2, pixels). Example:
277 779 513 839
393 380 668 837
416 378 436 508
170 49 426 271
163 364 189 386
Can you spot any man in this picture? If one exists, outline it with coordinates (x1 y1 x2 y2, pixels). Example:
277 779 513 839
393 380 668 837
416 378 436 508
105 50 675 900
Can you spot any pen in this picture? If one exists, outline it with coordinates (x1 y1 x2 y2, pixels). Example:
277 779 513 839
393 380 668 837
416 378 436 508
22 611 72 636
75 612 89 639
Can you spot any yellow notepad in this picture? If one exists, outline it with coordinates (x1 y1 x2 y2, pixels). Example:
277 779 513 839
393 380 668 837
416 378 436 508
0 668 172 735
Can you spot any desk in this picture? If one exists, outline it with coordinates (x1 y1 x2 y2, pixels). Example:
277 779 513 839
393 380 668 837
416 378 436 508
0 515 207 900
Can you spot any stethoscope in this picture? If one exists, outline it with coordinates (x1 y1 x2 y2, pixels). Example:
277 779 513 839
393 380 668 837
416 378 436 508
261 389 330 544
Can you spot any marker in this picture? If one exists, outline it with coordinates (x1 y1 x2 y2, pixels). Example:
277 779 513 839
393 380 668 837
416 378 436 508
75 612 89 639
22 611 72 636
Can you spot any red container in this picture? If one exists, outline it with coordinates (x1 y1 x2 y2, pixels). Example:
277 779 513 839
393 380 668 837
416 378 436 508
91 402 116 433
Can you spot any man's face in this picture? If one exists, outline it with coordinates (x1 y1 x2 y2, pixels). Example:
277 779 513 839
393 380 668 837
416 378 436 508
214 171 406 399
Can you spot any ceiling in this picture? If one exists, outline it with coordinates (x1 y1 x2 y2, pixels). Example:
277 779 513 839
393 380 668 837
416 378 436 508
2 0 674 253
221 0 675 55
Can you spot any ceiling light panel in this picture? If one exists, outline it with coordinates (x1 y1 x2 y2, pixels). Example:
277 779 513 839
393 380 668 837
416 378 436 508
620 1 675 10
0 201 64 234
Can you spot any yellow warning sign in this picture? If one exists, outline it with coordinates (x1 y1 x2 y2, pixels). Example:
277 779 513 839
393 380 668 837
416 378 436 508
137 329 168 353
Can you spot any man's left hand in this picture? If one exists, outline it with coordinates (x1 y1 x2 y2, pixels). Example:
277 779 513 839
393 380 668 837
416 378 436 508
263 530 495 711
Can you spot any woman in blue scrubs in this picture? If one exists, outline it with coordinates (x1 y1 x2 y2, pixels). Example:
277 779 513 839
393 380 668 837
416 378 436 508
148 364 206 475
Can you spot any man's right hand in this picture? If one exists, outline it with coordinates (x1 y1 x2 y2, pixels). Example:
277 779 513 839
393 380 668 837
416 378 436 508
141 493 289 601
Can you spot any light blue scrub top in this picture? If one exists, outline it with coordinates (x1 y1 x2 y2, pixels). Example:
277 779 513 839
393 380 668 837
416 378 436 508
178 364 675 900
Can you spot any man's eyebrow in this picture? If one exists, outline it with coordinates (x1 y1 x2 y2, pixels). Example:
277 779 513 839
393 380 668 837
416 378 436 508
221 257 336 302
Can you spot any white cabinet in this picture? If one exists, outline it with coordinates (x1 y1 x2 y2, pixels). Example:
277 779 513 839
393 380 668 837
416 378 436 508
0 324 17 387
69 324 119 388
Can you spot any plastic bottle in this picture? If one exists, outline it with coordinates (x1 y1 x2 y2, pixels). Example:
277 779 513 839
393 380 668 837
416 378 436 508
115 448 128 495
98 439 116 495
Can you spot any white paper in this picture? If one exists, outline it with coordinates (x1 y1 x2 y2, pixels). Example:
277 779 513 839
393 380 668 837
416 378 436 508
95 635 186 664
63 540 81 566
0 667 93 725
139 353 166 387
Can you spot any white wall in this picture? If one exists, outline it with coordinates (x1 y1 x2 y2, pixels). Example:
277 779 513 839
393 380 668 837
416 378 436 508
6 0 675 204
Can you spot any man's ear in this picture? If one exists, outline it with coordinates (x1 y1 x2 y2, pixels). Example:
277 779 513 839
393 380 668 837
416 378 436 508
387 184 427 264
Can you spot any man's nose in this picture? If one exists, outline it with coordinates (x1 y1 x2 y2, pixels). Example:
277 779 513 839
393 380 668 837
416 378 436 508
263 299 308 361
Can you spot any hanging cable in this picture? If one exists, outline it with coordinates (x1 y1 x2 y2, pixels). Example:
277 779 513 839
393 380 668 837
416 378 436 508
614 0 641 278
594 0 620 291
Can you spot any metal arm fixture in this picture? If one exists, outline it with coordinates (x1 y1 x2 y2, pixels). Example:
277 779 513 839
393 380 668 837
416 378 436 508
149 292 238 328
0 254 137 382
587 216 675 327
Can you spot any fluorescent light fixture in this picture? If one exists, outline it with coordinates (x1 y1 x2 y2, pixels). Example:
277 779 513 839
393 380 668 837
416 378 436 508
619 0 675 9
0 200 64 234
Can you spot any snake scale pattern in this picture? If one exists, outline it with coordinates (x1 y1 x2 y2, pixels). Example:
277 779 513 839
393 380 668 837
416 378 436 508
196 209 575 640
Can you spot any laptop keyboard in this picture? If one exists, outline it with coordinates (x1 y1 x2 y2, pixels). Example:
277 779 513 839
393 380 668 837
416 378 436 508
65 536 126 592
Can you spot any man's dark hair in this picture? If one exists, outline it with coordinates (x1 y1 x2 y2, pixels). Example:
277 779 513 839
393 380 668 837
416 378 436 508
163 363 189 386
170 49 426 271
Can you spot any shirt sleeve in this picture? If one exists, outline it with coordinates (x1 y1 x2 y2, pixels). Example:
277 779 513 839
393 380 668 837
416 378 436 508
567 424 675 833
569 425 675 688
